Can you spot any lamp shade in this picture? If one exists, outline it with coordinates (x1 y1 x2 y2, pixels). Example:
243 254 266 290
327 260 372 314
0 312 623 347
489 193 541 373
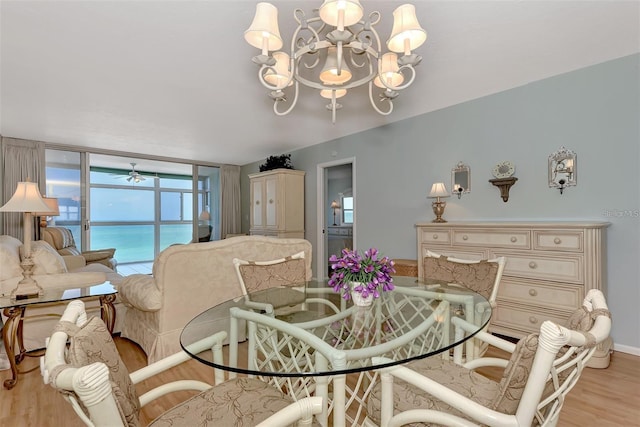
245 2 283 51
330 200 340 208
387 4 427 54
320 88 347 99
198 210 211 221
319 0 364 28
374 52 405 88
428 182 450 198
320 46 353 85
0 181 52 213
264 51 293 87
35 197 60 216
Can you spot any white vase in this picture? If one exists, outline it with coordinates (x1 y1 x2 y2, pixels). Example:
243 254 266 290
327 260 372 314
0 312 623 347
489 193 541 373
350 282 374 307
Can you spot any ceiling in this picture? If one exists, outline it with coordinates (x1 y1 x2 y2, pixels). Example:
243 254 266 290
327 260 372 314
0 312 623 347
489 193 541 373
1 1 638 166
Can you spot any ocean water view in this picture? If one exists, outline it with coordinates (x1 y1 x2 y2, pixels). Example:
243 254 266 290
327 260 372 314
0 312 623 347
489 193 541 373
68 224 194 264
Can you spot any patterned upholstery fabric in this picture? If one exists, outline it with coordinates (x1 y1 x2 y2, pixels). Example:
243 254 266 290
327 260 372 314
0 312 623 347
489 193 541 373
490 334 539 414
0 235 24 281
367 357 500 426
118 274 162 311
239 255 306 293
149 377 319 427
238 255 307 307
50 317 141 427
367 333 540 426
423 256 499 300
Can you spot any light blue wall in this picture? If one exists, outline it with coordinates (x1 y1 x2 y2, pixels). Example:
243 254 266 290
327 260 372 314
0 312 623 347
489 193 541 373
241 54 640 350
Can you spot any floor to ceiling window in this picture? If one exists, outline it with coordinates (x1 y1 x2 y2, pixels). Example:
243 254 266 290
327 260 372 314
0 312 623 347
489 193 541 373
45 149 221 264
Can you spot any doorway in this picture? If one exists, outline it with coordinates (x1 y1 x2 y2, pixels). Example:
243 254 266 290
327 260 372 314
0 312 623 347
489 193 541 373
316 157 356 279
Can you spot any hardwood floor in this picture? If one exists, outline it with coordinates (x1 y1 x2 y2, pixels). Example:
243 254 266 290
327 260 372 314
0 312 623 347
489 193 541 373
1 338 638 426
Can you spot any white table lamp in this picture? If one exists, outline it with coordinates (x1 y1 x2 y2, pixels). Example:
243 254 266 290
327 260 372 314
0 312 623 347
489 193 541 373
0 181 53 299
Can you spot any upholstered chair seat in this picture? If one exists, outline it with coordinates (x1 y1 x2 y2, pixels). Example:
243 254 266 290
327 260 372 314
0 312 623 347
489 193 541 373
41 226 117 271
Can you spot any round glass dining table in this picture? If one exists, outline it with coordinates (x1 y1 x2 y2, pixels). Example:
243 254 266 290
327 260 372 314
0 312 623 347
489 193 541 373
180 276 490 377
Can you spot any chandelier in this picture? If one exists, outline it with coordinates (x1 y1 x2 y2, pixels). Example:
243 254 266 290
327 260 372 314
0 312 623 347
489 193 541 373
245 1 427 123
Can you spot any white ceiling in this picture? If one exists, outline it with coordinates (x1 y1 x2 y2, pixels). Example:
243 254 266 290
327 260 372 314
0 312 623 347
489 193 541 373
1 1 638 166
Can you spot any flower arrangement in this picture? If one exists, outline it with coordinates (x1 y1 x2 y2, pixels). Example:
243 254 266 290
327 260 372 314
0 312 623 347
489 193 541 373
328 247 396 300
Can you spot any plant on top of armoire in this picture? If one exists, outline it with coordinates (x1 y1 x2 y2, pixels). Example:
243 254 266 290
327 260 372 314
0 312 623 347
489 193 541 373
259 154 293 172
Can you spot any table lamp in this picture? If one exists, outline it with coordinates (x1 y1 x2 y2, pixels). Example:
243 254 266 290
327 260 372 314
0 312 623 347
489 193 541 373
330 200 340 226
428 182 450 223
0 181 53 299
36 196 60 228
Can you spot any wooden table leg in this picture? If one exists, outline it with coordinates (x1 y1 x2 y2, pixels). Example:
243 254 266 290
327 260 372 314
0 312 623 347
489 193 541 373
2 306 26 390
100 294 116 334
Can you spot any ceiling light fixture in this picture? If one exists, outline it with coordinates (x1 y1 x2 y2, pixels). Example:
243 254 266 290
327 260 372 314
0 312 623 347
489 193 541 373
245 1 427 123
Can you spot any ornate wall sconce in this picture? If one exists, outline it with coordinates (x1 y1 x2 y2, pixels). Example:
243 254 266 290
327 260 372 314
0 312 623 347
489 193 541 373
451 162 470 199
549 146 577 194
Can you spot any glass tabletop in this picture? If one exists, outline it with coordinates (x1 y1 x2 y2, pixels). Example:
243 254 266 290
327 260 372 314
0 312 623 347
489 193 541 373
180 276 490 377
0 281 117 309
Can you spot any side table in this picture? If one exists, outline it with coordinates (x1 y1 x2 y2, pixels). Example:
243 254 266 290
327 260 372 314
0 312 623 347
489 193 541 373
0 281 117 390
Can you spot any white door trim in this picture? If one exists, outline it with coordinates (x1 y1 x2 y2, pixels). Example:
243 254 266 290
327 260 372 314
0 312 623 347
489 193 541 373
316 157 356 279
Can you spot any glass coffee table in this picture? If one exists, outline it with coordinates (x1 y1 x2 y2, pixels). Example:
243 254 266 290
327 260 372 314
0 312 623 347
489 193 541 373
0 281 117 389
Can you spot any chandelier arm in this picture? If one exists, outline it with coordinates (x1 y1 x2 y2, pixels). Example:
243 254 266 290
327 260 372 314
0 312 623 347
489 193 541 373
273 82 299 117
368 82 393 116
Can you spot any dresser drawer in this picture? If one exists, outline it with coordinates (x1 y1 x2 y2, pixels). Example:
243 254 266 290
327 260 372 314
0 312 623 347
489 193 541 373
419 229 451 245
498 279 583 311
492 303 570 335
533 230 583 252
494 251 584 284
452 229 530 249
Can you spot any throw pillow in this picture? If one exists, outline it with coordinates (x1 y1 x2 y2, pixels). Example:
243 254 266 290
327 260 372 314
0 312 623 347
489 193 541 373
0 235 23 281
26 240 68 275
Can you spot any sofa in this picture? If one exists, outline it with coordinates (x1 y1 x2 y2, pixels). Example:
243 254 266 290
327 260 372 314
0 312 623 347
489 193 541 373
0 235 124 351
117 235 312 363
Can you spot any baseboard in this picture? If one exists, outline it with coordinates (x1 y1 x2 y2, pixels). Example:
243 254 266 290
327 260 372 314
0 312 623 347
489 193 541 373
613 343 640 356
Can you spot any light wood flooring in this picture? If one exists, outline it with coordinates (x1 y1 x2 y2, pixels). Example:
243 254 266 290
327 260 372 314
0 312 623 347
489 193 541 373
1 338 638 426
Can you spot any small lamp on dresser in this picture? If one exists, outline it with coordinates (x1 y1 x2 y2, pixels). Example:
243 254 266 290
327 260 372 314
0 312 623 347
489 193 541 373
428 182 450 223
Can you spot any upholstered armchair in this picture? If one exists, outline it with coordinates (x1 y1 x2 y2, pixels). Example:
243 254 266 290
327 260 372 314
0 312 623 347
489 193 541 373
41 226 117 271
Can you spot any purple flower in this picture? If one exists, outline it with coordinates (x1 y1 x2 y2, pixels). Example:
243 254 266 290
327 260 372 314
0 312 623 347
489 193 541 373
327 247 396 300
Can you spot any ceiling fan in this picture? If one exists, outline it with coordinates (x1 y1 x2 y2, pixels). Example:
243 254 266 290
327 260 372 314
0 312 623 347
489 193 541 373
118 162 157 183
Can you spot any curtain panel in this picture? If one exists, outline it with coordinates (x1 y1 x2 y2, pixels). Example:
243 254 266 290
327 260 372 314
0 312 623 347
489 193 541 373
220 165 241 238
1 137 46 240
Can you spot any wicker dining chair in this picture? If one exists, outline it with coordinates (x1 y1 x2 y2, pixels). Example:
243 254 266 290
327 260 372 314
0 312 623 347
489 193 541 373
42 300 323 427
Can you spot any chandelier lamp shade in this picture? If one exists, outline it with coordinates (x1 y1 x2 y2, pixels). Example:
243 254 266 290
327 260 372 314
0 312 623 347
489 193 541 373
0 181 53 299
245 1 427 123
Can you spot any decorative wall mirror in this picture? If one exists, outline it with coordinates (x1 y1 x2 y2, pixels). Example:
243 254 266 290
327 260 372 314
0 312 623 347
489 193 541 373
548 146 577 194
451 162 471 199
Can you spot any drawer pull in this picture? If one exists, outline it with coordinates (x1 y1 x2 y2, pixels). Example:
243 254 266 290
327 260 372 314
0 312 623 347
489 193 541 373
554 237 562 244
269 199 274 204
255 200 260 205
510 236 517 243
529 289 538 297
528 261 537 269
462 235 469 241
432 234 438 240
529 316 538 324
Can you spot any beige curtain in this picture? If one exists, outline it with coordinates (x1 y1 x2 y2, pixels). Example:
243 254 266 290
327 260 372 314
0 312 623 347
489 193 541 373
220 165 241 238
1 137 46 240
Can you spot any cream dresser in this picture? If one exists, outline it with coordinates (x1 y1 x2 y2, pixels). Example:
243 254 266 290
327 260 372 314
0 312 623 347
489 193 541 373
416 221 609 338
249 169 305 238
